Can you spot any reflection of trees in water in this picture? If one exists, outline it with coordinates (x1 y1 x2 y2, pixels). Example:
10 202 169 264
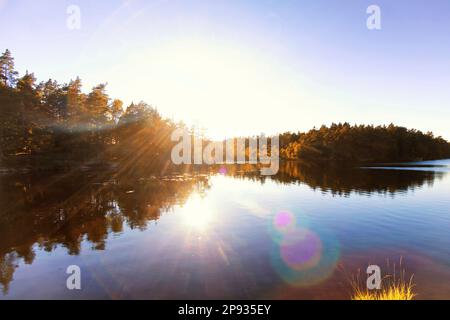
274 161 444 196
221 161 445 196
0 170 210 293
0 161 445 292
0 253 17 294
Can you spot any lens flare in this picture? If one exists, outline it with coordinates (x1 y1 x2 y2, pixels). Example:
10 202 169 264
269 210 302 245
274 211 295 232
280 228 322 271
269 211 340 288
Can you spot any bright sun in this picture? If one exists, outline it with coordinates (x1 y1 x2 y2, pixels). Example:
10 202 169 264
180 194 214 231
102 38 308 139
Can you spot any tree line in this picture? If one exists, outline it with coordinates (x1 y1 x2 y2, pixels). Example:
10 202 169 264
1 49 449 169
278 123 450 163
0 49 176 171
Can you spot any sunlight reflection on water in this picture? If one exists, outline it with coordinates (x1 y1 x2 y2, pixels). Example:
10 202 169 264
1 160 450 299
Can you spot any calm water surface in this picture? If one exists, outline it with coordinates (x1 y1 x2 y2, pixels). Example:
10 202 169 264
1 160 450 299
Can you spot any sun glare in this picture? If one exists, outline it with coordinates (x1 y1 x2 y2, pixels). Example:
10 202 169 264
103 39 308 139
180 195 214 231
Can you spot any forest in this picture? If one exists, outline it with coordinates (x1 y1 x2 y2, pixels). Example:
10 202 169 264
1 49 450 170
279 123 450 163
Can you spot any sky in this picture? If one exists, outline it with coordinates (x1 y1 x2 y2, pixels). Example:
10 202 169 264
1 0 450 139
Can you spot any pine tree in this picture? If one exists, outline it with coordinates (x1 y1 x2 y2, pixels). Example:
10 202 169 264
65 77 85 126
0 49 19 87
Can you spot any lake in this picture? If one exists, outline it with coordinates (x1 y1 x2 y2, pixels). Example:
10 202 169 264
1 160 450 299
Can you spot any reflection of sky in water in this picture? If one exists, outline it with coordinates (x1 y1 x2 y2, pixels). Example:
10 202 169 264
362 159 450 172
363 167 450 172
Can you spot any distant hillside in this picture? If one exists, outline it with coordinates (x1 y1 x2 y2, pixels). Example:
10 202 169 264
279 123 450 163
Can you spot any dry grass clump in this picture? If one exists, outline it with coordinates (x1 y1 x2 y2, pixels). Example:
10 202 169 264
351 258 415 300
